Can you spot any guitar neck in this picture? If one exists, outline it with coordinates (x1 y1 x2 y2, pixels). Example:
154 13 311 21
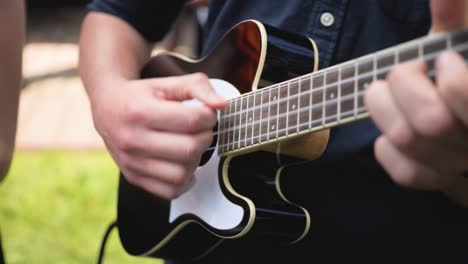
218 27 468 155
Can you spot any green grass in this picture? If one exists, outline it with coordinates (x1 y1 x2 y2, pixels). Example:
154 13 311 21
0 151 161 264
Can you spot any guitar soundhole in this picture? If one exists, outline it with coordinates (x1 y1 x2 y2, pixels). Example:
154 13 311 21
199 122 218 166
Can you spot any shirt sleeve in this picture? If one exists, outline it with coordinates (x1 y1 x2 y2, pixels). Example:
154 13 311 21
87 0 187 42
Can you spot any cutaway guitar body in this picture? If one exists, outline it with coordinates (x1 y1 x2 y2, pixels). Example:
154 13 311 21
117 20 326 260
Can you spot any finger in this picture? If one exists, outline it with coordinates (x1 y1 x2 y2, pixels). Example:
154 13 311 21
375 136 454 190
120 130 213 163
364 81 408 134
124 96 218 133
435 51 468 128
124 169 195 200
123 156 197 187
430 0 468 34
365 80 410 147
366 80 468 172
152 73 227 109
387 60 468 151
150 100 218 133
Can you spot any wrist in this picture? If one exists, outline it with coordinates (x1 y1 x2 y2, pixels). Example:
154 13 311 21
84 75 128 107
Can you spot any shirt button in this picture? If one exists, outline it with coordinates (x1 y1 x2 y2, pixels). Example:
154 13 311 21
320 12 335 27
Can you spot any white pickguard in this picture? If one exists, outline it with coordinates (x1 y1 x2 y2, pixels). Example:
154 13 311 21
169 79 244 231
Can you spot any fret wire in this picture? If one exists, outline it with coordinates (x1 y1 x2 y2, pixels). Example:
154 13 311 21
243 95 248 147
243 96 249 148
297 80 301 132
276 84 287 137
230 100 236 151
418 39 423 58
285 82 290 135
224 102 229 151
337 66 341 122
238 96 243 149
238 96 243 148
308 74 313 129
244 94 249 147
217 41 468 137
395 47 399 65
258 89 264 143
234 98 239 151
224 106 230 152
322 72 326 127
373 53 377 82
226 101 231 151
288 81 300 134
276 85 280 139
354 61 358 117
266 87 272 142
251 92 255 146
218 109 225 154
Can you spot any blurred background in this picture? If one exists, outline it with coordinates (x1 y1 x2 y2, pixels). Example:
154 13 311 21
0 1 204 263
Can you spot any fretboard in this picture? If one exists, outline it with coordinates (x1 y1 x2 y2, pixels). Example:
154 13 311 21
218 27 468 155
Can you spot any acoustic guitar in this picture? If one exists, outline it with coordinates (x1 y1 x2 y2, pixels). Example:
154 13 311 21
116 20 468 260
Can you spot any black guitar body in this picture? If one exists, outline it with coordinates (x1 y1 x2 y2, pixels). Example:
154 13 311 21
118 151 309 260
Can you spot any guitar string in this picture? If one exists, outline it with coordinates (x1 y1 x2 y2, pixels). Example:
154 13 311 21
223 28 467 112
203 56 468 153
215 42 468 136
216 56 467 151
220 40 468 120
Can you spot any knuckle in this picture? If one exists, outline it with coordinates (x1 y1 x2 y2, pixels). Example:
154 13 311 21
116 130 136 152
386 62 423 85
124 172 141 187
165 188 182 200
201 131 214 147
183 139 203 161
364 81 381 108
185 113 202 132
193 72 210 84
386 66 406 84
392 164 420 188
414 108 454 139
441 76 468 100
170 167 190 186
387 124 415 150
117 153 132 170
123 101 146 123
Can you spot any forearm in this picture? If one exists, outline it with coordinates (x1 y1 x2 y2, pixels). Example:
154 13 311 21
0 0 25 181
78 12 153 103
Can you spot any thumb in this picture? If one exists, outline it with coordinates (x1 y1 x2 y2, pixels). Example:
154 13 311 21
151 73 226 109
430 0 468 34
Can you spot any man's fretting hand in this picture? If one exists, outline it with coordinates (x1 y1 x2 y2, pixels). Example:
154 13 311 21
365 0 468 197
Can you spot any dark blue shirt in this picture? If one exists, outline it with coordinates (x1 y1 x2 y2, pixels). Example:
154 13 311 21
88 1 468 263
